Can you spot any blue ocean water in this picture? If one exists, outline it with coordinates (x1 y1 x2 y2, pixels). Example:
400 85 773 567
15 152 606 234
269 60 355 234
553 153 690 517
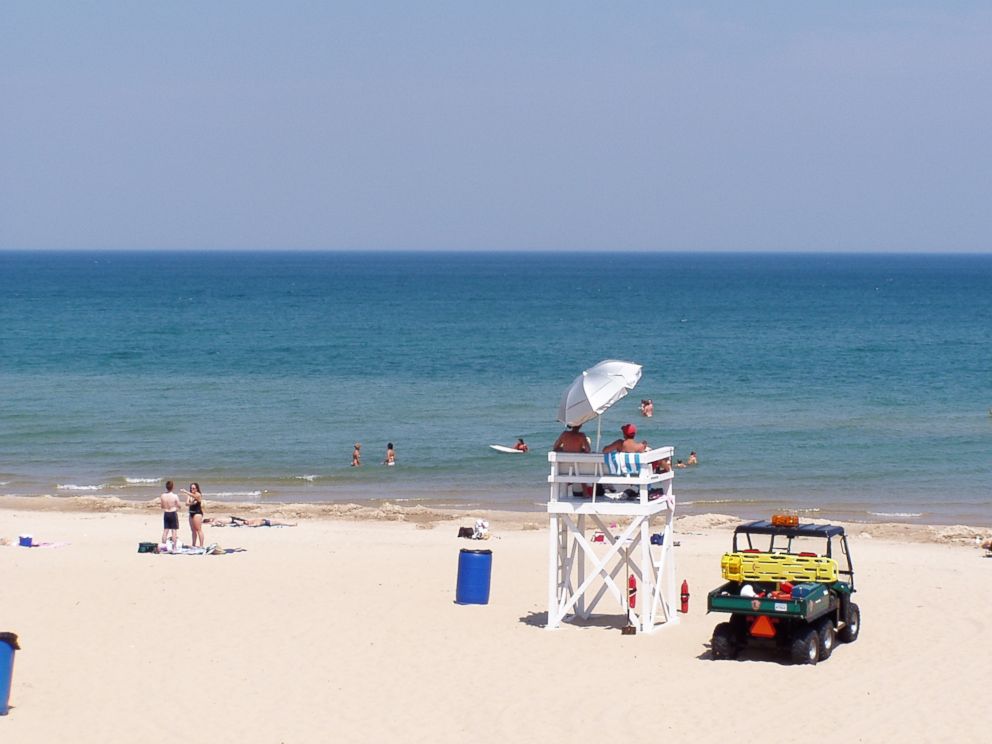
1 251 990 525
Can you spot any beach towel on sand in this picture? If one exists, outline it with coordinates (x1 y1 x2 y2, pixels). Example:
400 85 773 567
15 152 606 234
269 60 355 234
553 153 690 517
604 452 641 476
23 541 71 549
153 543 246 555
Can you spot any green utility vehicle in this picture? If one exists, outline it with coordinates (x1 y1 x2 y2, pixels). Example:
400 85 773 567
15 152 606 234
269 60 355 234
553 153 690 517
707 519 860 664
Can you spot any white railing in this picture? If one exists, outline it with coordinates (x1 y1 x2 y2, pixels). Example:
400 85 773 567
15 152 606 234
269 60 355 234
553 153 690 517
548 446 675 507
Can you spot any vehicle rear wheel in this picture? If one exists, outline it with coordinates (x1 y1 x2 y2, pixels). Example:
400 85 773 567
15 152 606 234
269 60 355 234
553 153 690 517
711 622 739 660
729 613 748 634
816 617 836 660
838 602 860 643
790 627 820 665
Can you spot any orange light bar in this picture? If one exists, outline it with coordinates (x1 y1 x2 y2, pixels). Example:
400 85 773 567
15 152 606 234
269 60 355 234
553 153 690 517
771 513 799 527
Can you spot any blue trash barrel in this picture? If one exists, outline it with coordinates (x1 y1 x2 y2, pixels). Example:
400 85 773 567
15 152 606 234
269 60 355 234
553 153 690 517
0 632 19 716
455 549 493 605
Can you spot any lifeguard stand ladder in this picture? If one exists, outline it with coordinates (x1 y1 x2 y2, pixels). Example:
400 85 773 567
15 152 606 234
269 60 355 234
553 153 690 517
547 447 678 633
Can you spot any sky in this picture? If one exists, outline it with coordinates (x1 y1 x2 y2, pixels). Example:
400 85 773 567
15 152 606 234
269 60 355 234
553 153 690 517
1 2 990 252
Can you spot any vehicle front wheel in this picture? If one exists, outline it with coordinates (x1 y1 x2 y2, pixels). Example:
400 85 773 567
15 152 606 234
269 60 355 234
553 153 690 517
790 627 820 665
816 618 836 660
711 622 740 660
839 602 861 643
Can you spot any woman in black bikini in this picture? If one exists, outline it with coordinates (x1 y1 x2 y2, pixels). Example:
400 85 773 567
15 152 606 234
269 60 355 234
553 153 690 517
181 482 205 547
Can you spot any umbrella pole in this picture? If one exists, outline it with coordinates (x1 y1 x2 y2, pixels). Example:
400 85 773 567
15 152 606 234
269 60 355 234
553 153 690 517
595 416 601 451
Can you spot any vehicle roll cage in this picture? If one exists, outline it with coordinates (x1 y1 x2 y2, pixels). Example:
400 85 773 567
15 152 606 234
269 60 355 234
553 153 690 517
731 520 855 591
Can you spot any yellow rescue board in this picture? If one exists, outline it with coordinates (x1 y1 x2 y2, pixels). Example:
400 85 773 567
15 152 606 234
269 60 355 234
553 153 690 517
721 552 839 584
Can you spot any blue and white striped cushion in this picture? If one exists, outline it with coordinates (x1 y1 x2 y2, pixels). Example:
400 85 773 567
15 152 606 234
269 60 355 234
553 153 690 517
604 451 641 475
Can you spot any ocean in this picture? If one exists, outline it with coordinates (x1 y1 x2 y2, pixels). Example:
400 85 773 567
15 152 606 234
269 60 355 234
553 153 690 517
1 250 990 526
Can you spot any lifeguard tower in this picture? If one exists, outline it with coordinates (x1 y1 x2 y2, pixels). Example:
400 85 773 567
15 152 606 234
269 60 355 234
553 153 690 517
546 448 678 632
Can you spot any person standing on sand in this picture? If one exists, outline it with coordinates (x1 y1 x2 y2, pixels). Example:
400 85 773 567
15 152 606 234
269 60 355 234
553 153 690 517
160 480 180 547
384 442 396 466
180 482 205 547
352 442 361 467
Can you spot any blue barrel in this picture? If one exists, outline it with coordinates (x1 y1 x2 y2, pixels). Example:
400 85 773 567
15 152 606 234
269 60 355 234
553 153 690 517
0 632 19 716
455 549 492 605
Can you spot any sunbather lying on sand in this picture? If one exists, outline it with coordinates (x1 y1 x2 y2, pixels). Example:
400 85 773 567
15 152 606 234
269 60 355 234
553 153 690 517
204 516 297 527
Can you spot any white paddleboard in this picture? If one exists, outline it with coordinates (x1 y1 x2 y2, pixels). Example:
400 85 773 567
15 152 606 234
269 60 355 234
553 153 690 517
489 444 524 454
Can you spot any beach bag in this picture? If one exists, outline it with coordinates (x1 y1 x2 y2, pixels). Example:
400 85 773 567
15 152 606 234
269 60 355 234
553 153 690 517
137 542 158 553
457 527 474 539
472 519 490 540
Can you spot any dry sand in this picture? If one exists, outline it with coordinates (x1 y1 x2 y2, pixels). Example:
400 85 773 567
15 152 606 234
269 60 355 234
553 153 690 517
1 498 990 742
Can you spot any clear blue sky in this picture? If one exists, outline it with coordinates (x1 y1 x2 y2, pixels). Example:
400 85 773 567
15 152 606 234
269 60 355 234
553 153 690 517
2 2 989 251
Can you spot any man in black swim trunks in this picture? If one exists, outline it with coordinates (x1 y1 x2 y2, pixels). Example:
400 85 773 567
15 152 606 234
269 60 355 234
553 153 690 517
160 480 181 548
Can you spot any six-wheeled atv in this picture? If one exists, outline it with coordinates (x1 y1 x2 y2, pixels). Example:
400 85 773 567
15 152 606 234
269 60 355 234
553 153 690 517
707 518 860 664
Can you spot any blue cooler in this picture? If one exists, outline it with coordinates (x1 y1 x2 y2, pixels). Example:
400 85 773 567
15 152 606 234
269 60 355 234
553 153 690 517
790 583 820 600
455 549 492 605
0 632 20 716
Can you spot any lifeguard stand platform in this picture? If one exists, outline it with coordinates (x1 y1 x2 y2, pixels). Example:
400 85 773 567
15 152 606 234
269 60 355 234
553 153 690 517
547 447 678 632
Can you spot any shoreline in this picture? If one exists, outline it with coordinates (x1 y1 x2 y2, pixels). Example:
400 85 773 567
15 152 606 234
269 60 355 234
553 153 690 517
5 457 990 529
5 464 989 527
2 494 989 547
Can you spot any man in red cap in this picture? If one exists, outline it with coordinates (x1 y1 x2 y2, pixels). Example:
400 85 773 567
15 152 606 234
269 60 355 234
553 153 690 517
602 423 647 454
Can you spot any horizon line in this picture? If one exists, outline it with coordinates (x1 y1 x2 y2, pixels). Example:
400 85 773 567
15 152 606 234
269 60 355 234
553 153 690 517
1 247 991 256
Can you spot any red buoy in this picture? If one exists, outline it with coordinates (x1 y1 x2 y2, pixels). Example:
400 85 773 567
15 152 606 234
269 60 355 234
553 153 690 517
680 579 690 613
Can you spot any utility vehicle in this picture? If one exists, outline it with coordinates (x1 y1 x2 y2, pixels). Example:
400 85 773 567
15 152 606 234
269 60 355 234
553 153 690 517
707 517 860 664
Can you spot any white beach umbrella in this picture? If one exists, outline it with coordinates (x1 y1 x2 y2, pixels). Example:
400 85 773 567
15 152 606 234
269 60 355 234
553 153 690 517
557 359 643 448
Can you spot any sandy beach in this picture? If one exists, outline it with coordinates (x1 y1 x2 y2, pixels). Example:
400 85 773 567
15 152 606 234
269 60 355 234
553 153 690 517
1 497 990 743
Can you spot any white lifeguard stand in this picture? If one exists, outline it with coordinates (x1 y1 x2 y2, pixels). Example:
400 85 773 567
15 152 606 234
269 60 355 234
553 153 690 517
547 447 678 632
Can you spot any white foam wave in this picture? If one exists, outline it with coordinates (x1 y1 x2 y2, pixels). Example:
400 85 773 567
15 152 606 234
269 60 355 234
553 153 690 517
125 477 161 485
0 481 10 486
294 475 319 482
211 491 263 498
57 484 105 492
690 498 761 504
869 511 922 518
